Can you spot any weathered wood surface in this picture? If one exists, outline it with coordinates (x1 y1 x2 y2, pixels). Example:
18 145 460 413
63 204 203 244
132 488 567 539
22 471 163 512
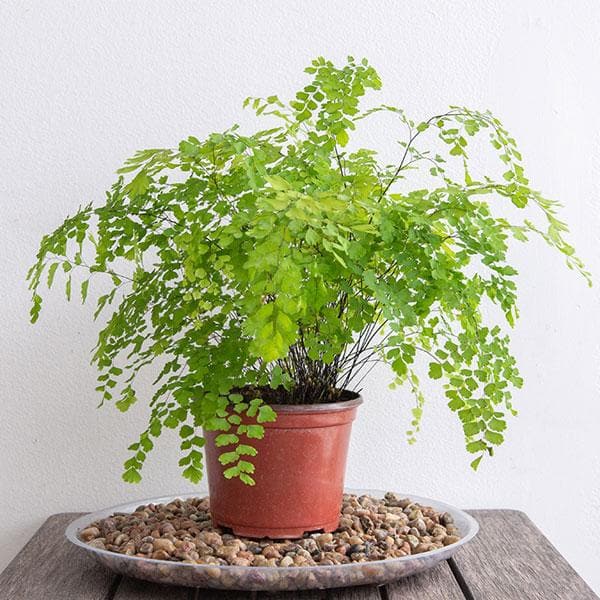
114 578 193 600
0 510 596 599
0 513 115 600
454 509 598 600
386 561 464 599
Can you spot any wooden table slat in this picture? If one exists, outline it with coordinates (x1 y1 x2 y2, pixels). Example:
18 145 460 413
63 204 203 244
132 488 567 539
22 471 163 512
114 578 193 600
456 510 598 600
0 513 116 600
265 585 381 600
193 583 382 599
194 590 260 600
386 561 465 599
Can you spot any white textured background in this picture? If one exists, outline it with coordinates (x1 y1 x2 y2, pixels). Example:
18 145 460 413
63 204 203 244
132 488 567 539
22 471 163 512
2 0 599 593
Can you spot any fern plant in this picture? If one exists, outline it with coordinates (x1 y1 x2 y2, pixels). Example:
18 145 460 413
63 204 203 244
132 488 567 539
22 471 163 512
28 56 588 485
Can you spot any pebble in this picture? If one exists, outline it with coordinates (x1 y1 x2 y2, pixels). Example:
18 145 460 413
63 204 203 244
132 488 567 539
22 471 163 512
247 543 263 554
413 519 428 533
441 512 454 525
262 545 281 559
198 531 222 547
153 538 176 553
384 513 403 525
216 546 239 561
80 527 100 542
335 544 349 555
179 540 198 554
443 535 461 546
79 493 462 567
300 538 319 555
139 542 153 554
251 555 268 567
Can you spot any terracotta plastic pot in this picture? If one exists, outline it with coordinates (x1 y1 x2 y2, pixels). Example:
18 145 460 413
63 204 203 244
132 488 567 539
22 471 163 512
204 394 362 538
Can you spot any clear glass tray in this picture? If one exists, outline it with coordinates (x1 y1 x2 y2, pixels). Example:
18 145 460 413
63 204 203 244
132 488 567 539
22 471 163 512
65 489 478 591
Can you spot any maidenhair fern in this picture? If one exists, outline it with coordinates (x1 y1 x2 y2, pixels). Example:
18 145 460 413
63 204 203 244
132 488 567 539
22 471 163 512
28 56 589 483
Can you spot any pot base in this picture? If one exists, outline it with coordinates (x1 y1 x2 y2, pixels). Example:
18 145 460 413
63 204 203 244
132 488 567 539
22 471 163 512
212 515 340 539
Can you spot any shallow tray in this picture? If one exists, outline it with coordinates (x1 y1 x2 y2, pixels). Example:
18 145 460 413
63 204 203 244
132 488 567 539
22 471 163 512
65 489 478 591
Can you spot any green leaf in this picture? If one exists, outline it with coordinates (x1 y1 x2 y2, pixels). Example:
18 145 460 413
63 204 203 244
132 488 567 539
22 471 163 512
463 421 481 436
239 473 256 485
215 433 239 447
80 279 89 303
484 430 504 445
204 417 229 431
115 388 137 412
246 424 264 439
47 262 59 288
470 455 483 471
179 139 199 157
125 170 151 197
164 414 179 428
179 425 194 438
297 109 311 122
122 467 141 484
183 465 203 483
428 362 443 379
237 460 255 473
466 440 487 454
191 435 205 447
392 357 407 376
29 293 42 323
223 465 240 479
236 444 258 456
257 405 277 423
218 451 239 465
336 129 349 147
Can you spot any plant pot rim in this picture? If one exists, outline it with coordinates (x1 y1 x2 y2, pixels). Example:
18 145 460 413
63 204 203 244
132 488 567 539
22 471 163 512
267 393 363 414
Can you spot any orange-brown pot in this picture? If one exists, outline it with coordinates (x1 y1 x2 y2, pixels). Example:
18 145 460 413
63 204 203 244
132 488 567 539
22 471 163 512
204 395 362 539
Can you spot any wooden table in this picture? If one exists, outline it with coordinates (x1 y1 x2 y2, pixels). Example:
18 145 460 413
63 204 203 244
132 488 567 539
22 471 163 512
0 510 596 599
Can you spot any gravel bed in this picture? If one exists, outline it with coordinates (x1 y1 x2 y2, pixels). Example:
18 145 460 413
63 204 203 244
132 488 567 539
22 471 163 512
79 492 461 567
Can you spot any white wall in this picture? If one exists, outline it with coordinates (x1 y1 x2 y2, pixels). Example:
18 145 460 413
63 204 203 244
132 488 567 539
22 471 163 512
2 0 599 593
